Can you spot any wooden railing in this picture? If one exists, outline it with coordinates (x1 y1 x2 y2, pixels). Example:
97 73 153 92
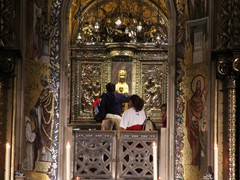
73 130 159 180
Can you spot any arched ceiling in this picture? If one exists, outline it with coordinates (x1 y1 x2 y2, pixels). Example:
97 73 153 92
70 0 169 44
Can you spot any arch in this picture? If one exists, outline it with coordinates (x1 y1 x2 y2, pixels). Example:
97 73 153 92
58 0 177 179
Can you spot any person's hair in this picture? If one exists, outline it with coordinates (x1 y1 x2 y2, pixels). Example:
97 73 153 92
130 94 144 112
160 103 167 109
106 82 115 92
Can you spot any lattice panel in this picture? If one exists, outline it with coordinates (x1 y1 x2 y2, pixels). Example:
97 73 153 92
73 131 116 179
118 132 158 179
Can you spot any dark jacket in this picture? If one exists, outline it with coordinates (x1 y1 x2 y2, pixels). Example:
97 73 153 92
103 92 129 116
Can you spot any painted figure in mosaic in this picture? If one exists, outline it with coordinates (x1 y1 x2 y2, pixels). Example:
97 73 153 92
186 75 207 168
32 75 54 162
22 116 36 171
199 105 208 172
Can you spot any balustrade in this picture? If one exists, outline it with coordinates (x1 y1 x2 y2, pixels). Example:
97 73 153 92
73 130 159 180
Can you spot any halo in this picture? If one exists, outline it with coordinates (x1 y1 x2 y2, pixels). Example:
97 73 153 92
191 75 205 93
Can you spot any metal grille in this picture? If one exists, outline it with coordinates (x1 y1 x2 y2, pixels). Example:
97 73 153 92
73 130 158 180
117 131 158 179
73 131 116 179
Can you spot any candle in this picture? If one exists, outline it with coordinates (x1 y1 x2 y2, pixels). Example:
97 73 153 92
66 142 71 180
5 143 10 180
214 144 218 180
153 142 157 180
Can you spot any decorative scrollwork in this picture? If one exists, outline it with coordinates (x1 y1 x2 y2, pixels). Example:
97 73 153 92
232 57 240 72
216 1 231 49
0 0 16 47
48 0 62 179
232 2 240 47
136 51 168 61
227 82 236 180
217 60 230 76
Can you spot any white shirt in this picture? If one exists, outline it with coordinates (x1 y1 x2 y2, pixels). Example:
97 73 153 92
120 107 146 129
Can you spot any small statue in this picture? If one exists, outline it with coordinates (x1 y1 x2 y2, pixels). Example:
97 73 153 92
116 69 129 112
116 70 129 94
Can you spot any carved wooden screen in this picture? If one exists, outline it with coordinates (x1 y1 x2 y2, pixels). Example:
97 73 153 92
70 46 168 127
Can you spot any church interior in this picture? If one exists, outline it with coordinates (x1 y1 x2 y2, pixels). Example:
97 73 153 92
0 0 240 179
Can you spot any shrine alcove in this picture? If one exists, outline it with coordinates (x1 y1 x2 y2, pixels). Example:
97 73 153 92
69 0 169 130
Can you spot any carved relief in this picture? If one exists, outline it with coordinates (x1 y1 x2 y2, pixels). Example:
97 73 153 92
71 59 104 122
141 63 166 122
70 47 168 125
80 63 102 114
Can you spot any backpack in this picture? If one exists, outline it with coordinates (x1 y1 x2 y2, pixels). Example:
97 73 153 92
142 117 157 131
93 93 106 122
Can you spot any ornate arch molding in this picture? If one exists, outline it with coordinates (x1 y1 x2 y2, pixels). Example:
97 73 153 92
47 0 63 179
72 0 168 37
57 0 176 179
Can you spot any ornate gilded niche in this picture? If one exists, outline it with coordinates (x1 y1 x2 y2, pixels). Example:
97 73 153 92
70 45 168 127
69 0 169 128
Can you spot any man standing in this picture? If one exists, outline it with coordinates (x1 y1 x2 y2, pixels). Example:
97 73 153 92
100 82 129 130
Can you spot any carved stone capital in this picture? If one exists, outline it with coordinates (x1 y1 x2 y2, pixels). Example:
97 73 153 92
214 49 240 80
232 57 240 72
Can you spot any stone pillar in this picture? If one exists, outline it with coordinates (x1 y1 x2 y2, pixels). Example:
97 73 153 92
215 51 240 180
0 50 17 180
226 76 236 180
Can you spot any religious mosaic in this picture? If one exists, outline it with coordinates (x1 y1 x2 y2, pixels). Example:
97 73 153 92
23 60 54 177
175 0 210 179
